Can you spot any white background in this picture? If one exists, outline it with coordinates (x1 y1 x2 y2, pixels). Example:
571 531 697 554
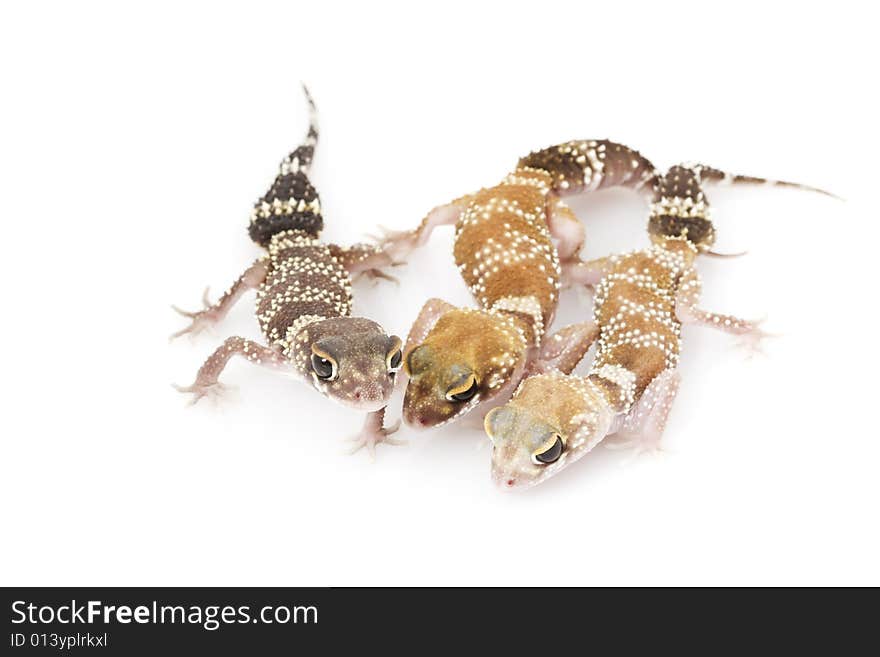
1 1 877 586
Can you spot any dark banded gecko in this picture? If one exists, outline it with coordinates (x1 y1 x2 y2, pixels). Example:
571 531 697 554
173 86 403 456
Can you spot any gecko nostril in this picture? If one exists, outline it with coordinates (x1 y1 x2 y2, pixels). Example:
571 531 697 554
354 391 362 400
507 479 515 487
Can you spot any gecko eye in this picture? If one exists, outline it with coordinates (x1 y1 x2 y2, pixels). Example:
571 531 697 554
446 376 478 403
311 354 338 381
386 337 403 373
387 349 402 372
532 434 564 465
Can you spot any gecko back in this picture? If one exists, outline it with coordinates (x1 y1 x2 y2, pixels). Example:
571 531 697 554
453 169 560 346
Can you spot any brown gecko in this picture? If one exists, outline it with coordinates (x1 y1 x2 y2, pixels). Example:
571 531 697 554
172 86 403 456
378 141 660 429
484 163 834 489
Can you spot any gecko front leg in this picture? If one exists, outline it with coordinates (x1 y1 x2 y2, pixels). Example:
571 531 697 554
403 298 457 358
328 242 401 285
346 407 405 459
674 268 771 355
171 259 269 340
604 369 681 457
174 336 286 404
546 197 586 265
531 321 599 375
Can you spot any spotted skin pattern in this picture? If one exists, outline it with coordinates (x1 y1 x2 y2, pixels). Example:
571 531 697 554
173 87 403 456
378 141 659 430
486 164 785 490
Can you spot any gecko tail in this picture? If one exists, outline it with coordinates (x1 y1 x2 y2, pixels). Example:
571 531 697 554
247 85 324 247
518 140 660 197
277 83 320 176
695 164 841 200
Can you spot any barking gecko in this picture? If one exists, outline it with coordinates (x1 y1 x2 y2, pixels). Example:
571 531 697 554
484 163 834 489
378 141 660 429
173 86 403 455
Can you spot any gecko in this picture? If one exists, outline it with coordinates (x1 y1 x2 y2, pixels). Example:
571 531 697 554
484 162 834 489
377 140 661 430
172 86 404 456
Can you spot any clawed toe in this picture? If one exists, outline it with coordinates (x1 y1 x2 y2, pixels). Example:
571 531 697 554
173 381 229 406
354 268 399 286
604 432 666 461
736 323 777 359
346 420 405 458
170 288 219 341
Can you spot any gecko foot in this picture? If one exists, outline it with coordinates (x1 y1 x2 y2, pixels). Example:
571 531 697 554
170 287 221 340
353 267 400 286
560 259 602 291
735 320 776 359
603 430 668 462
346 419 405 459
370 226 418 264
172 381 233 406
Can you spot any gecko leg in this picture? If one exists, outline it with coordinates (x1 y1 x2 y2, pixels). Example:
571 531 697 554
403 298 457 356
604 369 680 457
674 269 771 356
171 259 269 340
546 197 585 264
373 195 471 263
561 256 610 290
531 321 599 375
174 337 286 404
328 242 402 285
346 407 406 459
396 298 457 394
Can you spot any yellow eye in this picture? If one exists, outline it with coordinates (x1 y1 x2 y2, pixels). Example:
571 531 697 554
386 337 403 373
446 375 478 403
531 434 564 465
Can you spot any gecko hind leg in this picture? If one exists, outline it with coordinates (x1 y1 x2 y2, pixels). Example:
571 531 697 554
174 337 286 405
372 195 471 263
604 369 680 459
346 408 406 459
561 256 609 290
171 259 269 341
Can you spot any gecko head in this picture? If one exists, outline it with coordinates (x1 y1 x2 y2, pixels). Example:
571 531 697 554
294 317 402 412
484 373 613 490
402 309 528 429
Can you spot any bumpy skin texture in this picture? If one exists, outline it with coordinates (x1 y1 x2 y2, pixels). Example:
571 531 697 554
174 88 402 447
389 142 661 430
486 163 788 489
518 139 659 195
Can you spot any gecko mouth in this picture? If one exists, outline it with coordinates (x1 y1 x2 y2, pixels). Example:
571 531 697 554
338 396 389 413
491 468 532 490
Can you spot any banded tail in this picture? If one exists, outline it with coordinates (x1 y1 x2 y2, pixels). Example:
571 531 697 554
247 84 324 247
693 164 839 199
517 140 660 197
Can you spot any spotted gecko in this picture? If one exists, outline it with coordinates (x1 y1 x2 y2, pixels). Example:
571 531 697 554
378 140 660 430
173 86 403 455
484 163 833 489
